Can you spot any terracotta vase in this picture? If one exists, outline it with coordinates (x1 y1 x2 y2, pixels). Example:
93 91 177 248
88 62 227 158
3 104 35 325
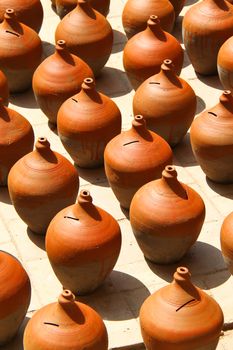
130 165 205 263
183 0 233 75
0 0 43 33
104 115 173 209
0 99 34 186
190 90 233 183
55 0 113 76
33 40 93 125
56 0 110 18
220 212 233 275
133 59 196 147
46 190 122 295
57 77 122 168
123 15 184 90
122 0 175 39
140 267 224 350
23 289 108 350
169 0 186 18
8 137 79 235
0 251 31 345
217 37 233 93
0 9 42 93
0 69 9 106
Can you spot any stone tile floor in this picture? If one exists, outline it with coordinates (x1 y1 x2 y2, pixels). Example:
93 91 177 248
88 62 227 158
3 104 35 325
1 0 233 349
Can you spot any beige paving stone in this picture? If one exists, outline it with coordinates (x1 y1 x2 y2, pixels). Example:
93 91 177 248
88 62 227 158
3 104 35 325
0 217 11 244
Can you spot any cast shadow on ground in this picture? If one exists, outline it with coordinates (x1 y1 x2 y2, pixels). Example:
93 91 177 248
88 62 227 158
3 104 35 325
196 72 224 90
206 178 233 200
77 166 109 187
173 132 198 167
78 270 150 320
0 316 30 350
27 227 46 251
10 88 38 109
0 187 12 204
145 241 230 289
112 29 127 53
184 0 199 6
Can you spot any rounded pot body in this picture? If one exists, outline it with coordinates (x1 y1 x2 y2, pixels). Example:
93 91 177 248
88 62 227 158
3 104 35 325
33 40 93 125
123 16 183 90
56 0 110 18
0 251 31 346
57 78 121 168
183 0 233 75
190 91 233 183
104 115 173 209
8 138 79 234
0 0 43 33
133 59 196 147
55 0 113 76
130 166 205 263
46 190 122 294
140 267 224 350
0 10 42 93
217 36 233 93
24 290 108 350
122 0 175 38
0 69 9 106
220 212 233 275
0 101 34 186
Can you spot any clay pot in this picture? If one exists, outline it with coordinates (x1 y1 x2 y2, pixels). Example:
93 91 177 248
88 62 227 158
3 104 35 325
0 69 9 106
123 15 184 90
183 0 233 75
0 251 31 345
0 0 43 33
130 165 205 264
23 289 108 350
104 115 173 209
122 0 175 39
57 77 122 168
55 0 113 76
8 137 79 234
217 37 233 93
0 9 42 93
0 99 34 186
140 267 224 350
190 90 233 183
33 40 93 125
46 190 122 295
56 0 110 18
133 59 196 147
169 0 186 18
220 212 233 274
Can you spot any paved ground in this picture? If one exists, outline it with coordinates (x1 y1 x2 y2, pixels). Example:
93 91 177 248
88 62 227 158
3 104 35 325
1 0 233 349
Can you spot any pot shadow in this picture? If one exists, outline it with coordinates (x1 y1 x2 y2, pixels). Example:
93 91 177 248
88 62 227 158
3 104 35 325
77 166 109 187
9 88 38 109
48 121 58 135
0 187 12 204
42 41 55 59
95 66 132 97
184 0 198 6
27 227 46 251
172 15 183 44
145 241 230 289
206 178 233 199
112 29 127 53
173 132 198 167
196 95 206 114
120 205 130 219
196 72 224 89
1 316 30 350
78 270 150 320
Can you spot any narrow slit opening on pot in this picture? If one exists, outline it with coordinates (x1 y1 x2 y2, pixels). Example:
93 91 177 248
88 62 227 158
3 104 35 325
149 82 160 85
72 98 78 103
5 30 20 37
64 216 80 221
44 322 60 327
123 140 139 146
176 299 196 312
208 112 217 117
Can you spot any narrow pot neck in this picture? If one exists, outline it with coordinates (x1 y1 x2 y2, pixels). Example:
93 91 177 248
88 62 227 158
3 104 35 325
2 9 23 35
161 166 188 199
145 15 166 41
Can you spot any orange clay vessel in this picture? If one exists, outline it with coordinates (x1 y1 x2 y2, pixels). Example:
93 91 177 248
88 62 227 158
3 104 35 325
55 0 113 76
0 9 42 93
0 69 9 106
190 90 233 183
140 267 224 350
55 0 110 18
46 190 122 295
133 59 196 147
0 0 43 33
104 115 173 209
57 77 122 168
122 0 175 39
217 37 233 93
8 137 79 234
220 212 233 275
123 15 183 89
0 98 34 186
130 165 205 263
33 40 93 125
23 289 108 350
0 251 31 345
183 0 233 75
